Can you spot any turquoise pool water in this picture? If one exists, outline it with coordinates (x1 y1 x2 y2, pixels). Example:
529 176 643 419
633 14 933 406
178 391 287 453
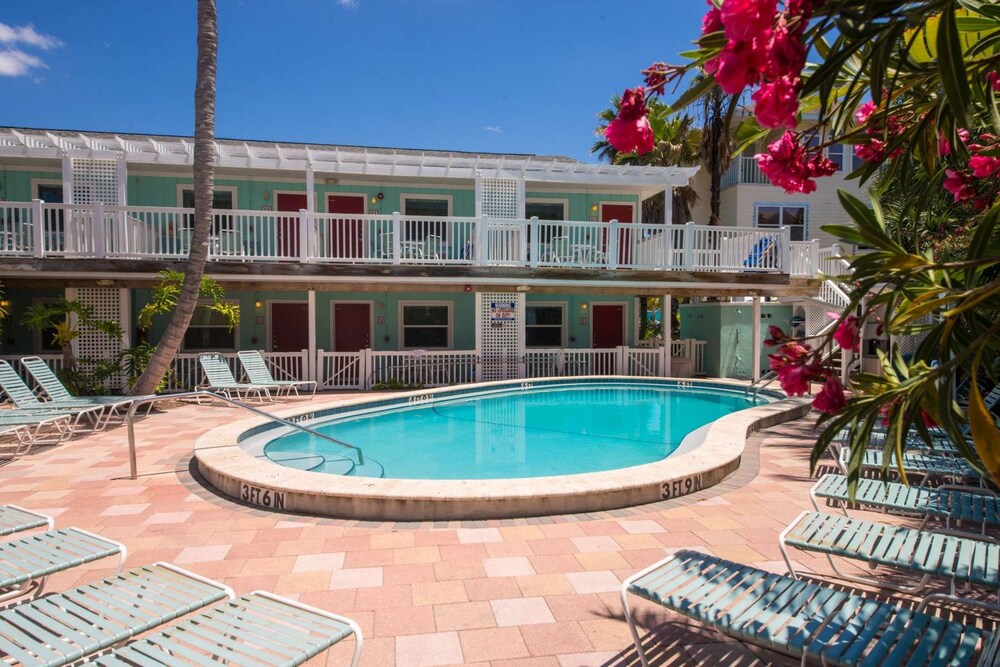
262 383 763 480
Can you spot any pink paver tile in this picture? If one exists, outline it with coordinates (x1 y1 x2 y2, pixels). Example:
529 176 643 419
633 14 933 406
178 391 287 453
457 527 502 544
617 519 664 534
520 622 594 656
459 627 530 662
100 503 150 516
569 536 620 553
355 584 414 611
144 511 193 525
464 576 523 601
395 631 463 667
564 571 621 594
556 651 619 666
292 552 346 573
374 605 436 637
484 556 536 578
490 597 555 627
328 567 383 590
412 580 468 606
433 601 497 632
175 544 232 564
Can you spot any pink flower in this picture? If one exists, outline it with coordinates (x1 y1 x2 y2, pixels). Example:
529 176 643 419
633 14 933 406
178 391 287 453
763 325 787 346
643 62 681 96
855 101 877 125
605 87 654 155
943 169 976 202
854 139 886 163
778 363 814 396
938 131 952 157
756 131 835 194
832 315 860 352
781 341 811 360
721 0 777 41
969 155 1000 179
752 76 801 129
702 1 724 34
708 38 768 95
813 375 847 414
988 71 1000 93
764 21 807 80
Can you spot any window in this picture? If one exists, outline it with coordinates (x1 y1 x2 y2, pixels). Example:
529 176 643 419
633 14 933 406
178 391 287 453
400 302 451 349
181 303 238 351
525 304 565 348
852 148 866 173
525 200 567 246
32 299 62 354
178 186 237 233
827 143 846 172
402 196 451 242
754 203 807 241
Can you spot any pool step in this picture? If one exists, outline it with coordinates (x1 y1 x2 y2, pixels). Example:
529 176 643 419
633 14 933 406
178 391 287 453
264 451 329 473
348 458 385 478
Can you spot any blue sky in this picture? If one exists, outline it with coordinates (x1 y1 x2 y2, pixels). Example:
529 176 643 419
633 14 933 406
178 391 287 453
1 1 704 162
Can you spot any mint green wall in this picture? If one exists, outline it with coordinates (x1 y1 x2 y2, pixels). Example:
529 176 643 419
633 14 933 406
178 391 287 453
526 293 633 348
525 191 639 221
0 287 66 355
0 169 62 201
680 302 791 379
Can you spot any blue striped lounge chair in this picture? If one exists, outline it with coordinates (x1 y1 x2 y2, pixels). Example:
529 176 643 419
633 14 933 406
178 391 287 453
237 350 317 398
779 510 1000 609
21 356 143 419
198 354 276 403
0 360 109 431
0 505 53 538
621 549 995 666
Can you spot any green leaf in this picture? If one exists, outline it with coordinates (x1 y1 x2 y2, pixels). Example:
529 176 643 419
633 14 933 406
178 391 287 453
667 74 717 114
937 6 973 128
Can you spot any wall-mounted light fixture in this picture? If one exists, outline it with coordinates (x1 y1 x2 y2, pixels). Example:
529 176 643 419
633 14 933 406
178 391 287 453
254 300 263 309
581 303 588 310
370 196 378 205
590 204 598 212
0 300 9 308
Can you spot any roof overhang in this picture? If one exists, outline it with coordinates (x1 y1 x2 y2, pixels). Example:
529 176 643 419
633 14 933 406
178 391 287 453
0 128 698 188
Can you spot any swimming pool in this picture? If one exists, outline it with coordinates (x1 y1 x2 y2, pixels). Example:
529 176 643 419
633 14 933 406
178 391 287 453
261 383 765 480
197 377 808 520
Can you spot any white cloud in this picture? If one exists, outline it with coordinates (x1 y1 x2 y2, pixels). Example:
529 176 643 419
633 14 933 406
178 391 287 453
335 0 358 8
0 49 45 77
0 23 61 77
484 125 503 134
0 23 62 50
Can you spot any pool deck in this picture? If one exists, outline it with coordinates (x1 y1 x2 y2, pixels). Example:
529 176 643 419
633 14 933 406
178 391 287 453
0 392 986 666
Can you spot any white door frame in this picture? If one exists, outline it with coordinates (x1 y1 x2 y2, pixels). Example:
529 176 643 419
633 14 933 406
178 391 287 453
330 300 375 351
589 301 629 348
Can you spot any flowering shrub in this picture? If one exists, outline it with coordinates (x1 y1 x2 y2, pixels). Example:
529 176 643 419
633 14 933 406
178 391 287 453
605 0 1000 491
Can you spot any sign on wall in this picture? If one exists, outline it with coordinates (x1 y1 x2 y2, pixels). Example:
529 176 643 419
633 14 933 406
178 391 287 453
490 301 516 324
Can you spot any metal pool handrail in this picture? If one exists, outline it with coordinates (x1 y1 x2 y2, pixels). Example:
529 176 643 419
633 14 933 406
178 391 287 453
125 391 364 480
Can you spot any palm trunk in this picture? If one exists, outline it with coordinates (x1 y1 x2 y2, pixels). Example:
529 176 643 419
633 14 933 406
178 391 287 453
132 0 217 396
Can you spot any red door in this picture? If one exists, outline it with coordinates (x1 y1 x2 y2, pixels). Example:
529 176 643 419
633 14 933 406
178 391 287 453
327 195 366 259
270 302 309 352
592 304 625 348
602 203 635 267
276 193 307 258
333 303 371 351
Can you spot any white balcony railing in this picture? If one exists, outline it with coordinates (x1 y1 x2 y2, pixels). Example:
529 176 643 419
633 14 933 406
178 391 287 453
0 200 797 274
721 156 771 188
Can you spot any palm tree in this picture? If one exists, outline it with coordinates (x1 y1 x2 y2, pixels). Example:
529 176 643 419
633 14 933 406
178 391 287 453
697 83 741 227
593 97 701 224
132 0 218 396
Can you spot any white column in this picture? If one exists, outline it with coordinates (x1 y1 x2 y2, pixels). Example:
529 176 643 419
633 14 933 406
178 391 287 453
662 293 672 377
664 187 673 225
62 154 73 202
305 166 315 213
751 295 762 381
116 158 128 206
62 154 76 253
307 290 317 382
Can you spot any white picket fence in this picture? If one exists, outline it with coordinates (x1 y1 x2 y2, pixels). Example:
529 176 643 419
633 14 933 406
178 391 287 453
0 342 706 395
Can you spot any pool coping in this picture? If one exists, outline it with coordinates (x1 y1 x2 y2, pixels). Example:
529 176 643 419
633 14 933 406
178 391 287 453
194 377 812 521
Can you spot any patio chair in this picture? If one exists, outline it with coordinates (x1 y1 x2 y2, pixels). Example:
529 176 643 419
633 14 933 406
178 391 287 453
0 527 125 604
423 234 443 260
743 236 776 269
811 473 1000 537
375 231 393 259
779 510 1000 607
621 549 993 667
238 350 317 398
0 562 234 665
0 361 108 432
91 591 363 667
0 505 53 538
21 356 139 418
545 236 573 264
841 447 985 486
0 412 74 454
198 354 275 403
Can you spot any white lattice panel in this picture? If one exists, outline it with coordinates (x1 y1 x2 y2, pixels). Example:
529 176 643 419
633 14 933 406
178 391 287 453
72 158 120 205
803 300 836 336
73 288 125 388
476 292 524 382
477 177 522 219
890 314 933 358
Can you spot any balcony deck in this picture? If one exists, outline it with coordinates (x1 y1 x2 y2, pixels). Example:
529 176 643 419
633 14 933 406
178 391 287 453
0 201 822 295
